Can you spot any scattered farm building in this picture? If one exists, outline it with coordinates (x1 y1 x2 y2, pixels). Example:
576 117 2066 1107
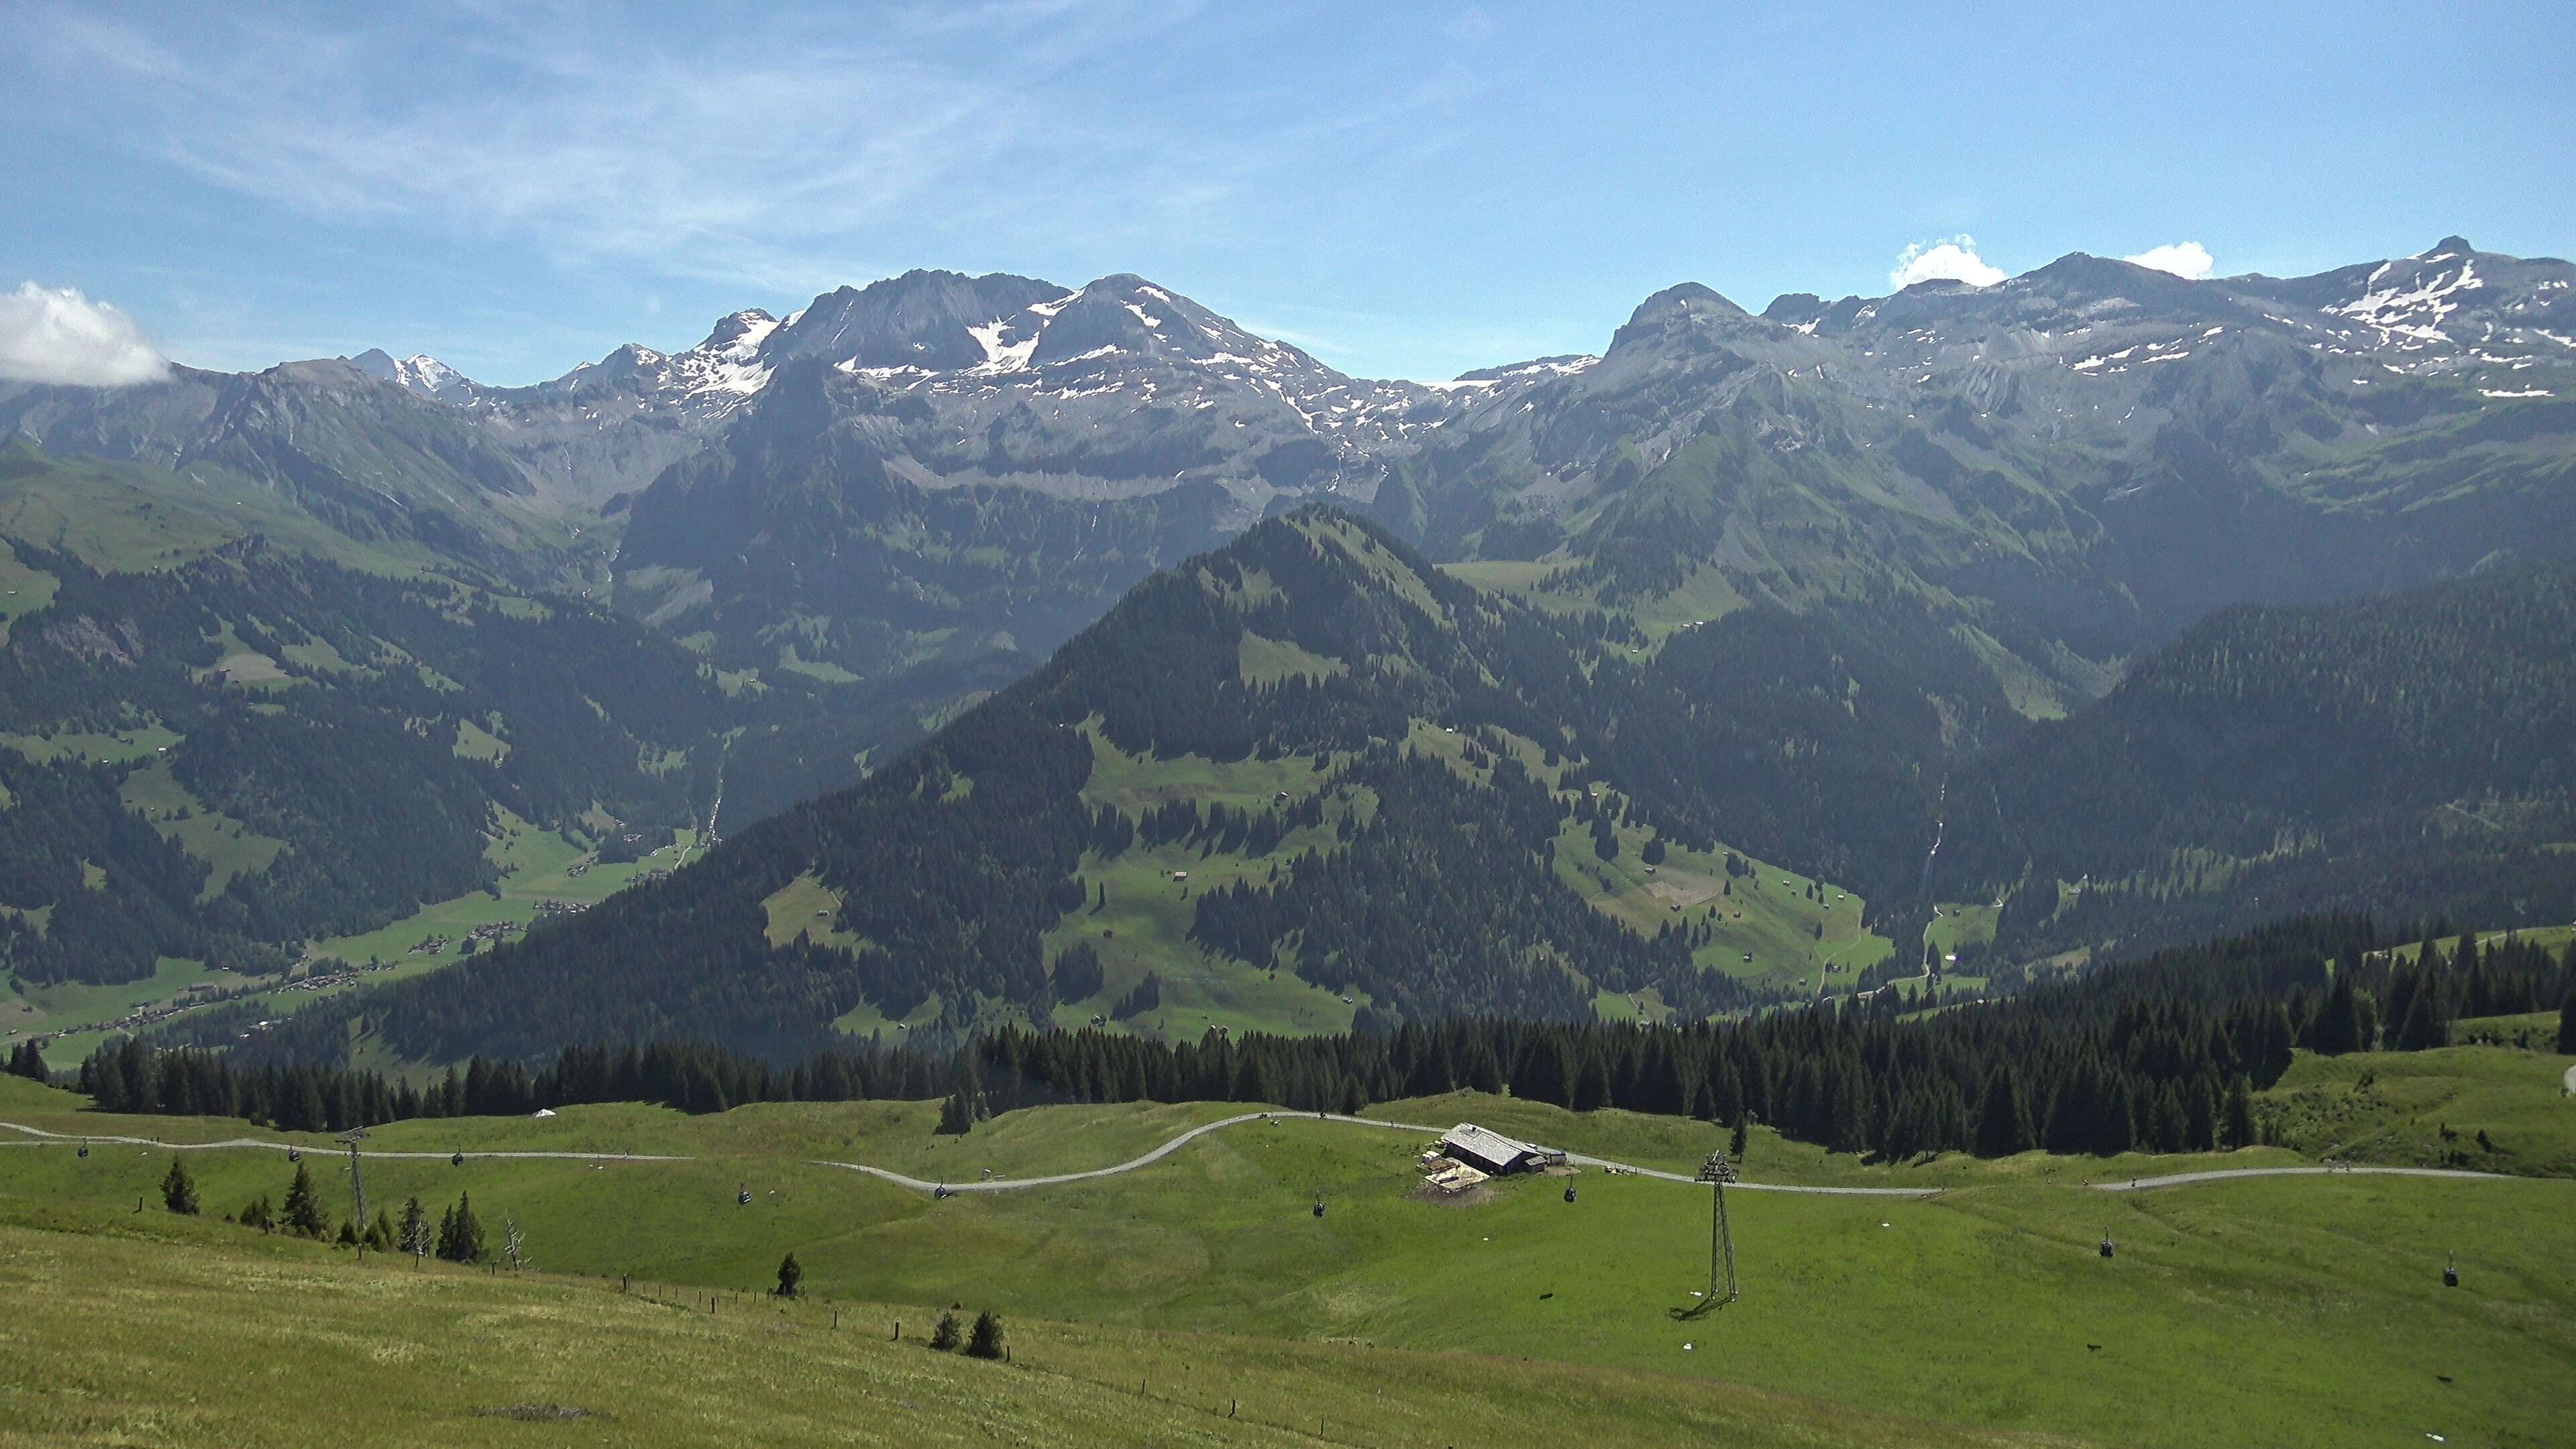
1438 1123 1566 1177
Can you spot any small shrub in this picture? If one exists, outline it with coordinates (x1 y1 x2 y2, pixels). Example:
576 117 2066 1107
928 1311 962 1352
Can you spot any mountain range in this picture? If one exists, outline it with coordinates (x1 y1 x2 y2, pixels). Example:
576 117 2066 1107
3 236 2571 1065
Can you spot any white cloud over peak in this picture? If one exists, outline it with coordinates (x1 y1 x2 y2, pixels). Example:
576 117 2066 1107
1890 236 2005 290
0 282 172 387
2122 241 2215 279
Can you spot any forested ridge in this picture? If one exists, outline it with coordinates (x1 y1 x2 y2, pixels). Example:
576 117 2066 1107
949 916 2571 1159
1948 555 2576 957
248 510 1923 1063
233 507 2576 1069
0 535 864 984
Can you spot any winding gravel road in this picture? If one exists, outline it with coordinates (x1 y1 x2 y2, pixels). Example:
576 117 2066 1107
2 1111 2542 1199
2094 1165 2512 1191
0 1120 684 1162
817 1112 1945 1197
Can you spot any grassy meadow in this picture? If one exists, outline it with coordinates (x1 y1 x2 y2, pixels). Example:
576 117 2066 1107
0 1197 2033 1449
5 1044 2572 1449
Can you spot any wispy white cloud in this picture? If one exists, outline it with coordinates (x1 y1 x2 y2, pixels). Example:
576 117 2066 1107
26 10 1068 294
2122 241 2215 279
1890 235 2006 289
20 5 1453 305
0 282 172 387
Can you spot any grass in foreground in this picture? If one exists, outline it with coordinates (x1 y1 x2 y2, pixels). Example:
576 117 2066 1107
0 1201 2032 1449
6 1058 2573 1449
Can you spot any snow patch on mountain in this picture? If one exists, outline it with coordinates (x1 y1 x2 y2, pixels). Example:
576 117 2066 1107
349 348 476 398
2330 259 2483 340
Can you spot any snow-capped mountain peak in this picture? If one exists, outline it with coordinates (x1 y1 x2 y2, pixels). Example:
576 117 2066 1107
697 309 780 362
347 348 476 399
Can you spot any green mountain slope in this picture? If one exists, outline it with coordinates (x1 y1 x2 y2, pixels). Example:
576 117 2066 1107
255 509 1919 1065
1944 557 2576 959
0 435 1044 1004
0 533 735 985
0 363 601 591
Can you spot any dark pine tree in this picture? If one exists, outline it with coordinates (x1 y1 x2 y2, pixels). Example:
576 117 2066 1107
280 1162 328 1238
1974 1068 2035 1159
6 1039 47 1082
2308 975 2364 1055
967 1309 1006 1360
398 1196 431 1263
774 1252 804 1299
1572 1050 1613 1112
160 1159 200 1216
435 1192 486 1263
2222 1076 2256 1150
2392 983 2448 1051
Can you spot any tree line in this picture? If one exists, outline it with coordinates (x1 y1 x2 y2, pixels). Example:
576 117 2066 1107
945 916 2569 1159
77 1038 957 1131
85 916 2575 1164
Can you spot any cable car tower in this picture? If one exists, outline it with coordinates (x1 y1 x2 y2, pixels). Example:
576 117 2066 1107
337 1128 370 1226
1695 1150 1741 1307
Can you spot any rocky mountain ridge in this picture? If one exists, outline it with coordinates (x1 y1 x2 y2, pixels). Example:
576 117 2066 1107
6 237 2569 727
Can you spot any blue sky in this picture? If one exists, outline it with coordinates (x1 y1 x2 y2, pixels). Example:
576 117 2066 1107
4 0 2569 385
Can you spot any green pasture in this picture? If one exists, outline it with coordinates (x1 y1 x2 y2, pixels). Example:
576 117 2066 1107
1926 900 2001 958
2 958 239 1069
1552 806 1891 994
0 723 184 767
117 756 288 898
1036 729 1366 1039
2257 1043 2576 1175
1439 556 1748 641
2379 923 2575 965
0 1200 2015 1449
3 1063 2569 1449
300 815 698 968
0 543 57 645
